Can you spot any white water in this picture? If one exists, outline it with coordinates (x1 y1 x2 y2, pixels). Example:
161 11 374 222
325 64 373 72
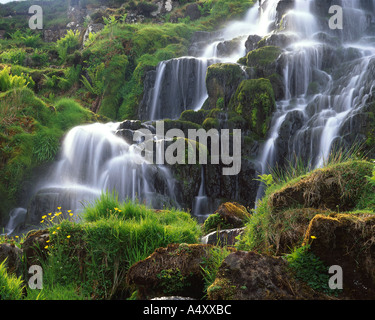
148 0 283 121
192 167 211 222
3 122 180 234
255 0 375 202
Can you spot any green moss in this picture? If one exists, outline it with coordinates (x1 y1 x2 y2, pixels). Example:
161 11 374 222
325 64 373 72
207 278 236 300
179 109 209 125
236 160 375 255
246 46 282 68
205 63 246 109
229 78 275 137
202 117 220 130
202 212 231 234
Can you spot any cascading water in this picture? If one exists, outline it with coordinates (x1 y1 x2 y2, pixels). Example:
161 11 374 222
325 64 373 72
148 57 213 120
4 122 178 234
145 0 281 122
255 0 375 202
192 167 212 223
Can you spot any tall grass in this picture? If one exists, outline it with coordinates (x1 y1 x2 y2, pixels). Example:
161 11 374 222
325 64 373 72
0 260 24 300
31 193 201 300
238 143 373 255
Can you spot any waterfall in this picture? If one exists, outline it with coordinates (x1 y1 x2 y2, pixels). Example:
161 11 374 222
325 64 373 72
145 0 278 121
5 122 179 234
147 57 212 121
192 167 211 223
255 0 375 202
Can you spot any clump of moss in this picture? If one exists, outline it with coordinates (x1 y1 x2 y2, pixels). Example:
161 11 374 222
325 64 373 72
229 78 275 138
246 45 282 69
205 63 246 109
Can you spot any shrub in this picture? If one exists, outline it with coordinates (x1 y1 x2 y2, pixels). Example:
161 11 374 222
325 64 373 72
56 30 81 63
0 66 31 91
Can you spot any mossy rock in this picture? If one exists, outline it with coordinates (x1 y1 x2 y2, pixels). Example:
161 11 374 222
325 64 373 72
268 160 375 213
126 243 215 299
229 78 275 138
246 46 281 68
205 63 246 110
203 202 250 234
179 109 209 126
304 212 375 299
246 46 282 80
202 117 220 130
207 251 327 300
160 119 202 135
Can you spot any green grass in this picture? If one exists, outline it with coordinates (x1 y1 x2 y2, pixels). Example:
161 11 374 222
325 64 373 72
27 193 202 300
236 145 375 255
0 260 24 300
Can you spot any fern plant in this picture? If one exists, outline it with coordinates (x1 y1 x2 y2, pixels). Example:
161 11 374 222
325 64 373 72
56 30 81 63
0 66 30 92
81 63 105 96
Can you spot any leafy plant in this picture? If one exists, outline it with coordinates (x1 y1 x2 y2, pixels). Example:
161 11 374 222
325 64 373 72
0 66 30 91
81 63 105 96
255 174 274 189
56 30 81 63
286 243 333 295
200 246 231 295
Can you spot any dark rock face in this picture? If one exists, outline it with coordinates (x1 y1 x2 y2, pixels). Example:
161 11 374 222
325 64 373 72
126 243 224 299
185 3 201 21
207 251 326 300
0 243 23 276
275 0 294 26
245 35 262 54
275 110 305 168
188 31 223 57
304 213 375 299
202 227 246 246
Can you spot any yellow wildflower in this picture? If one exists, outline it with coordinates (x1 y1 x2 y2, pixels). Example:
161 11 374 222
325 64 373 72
311 236 317 239
42 215 47 219
67 235 71 239
44 245 48 249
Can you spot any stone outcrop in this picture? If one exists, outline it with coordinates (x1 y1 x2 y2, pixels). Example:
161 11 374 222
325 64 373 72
304 213 375 299
127 243 223 299
0 243 23 276
207 250 327 300
268 161 373 213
